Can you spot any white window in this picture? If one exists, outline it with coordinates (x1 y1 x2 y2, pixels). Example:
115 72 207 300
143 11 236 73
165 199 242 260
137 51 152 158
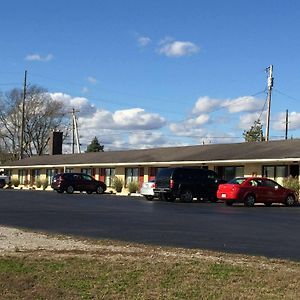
125 168 139 187
105 168 115 187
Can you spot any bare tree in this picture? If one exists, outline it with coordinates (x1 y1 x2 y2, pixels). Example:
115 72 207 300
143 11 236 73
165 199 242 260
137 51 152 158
0 85 69 158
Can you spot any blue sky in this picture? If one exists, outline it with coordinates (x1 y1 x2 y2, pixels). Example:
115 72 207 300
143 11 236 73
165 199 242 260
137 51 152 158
1 0 300 151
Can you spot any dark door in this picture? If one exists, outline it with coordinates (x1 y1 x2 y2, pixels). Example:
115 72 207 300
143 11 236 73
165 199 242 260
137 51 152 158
81 174 96 192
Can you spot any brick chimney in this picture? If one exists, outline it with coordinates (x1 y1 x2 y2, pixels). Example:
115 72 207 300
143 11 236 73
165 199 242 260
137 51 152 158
49 131 63 155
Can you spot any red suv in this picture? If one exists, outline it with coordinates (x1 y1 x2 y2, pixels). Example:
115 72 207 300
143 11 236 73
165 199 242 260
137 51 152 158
51 173 106 194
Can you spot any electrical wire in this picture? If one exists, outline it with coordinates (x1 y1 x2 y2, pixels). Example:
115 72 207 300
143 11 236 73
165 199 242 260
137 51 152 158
273 88 300 103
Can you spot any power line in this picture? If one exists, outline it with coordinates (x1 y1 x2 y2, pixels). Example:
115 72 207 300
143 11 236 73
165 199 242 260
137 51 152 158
273 88 300 103
29 72 267 115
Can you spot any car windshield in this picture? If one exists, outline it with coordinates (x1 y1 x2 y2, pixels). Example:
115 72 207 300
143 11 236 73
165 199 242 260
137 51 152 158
229 177 246 185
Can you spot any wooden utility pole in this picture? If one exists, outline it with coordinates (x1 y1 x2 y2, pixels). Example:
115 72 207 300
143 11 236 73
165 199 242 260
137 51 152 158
265 65 274 141
71 108 81 153
20 70 27 160
285 109 289 140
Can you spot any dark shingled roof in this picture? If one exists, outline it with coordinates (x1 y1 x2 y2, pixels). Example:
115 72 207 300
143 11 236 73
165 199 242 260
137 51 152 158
3 139 300 167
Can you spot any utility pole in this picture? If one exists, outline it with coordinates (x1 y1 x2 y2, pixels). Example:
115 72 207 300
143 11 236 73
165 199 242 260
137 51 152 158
20 70 27 160
71 108 81 154
265 65 274 141
285 109 289 140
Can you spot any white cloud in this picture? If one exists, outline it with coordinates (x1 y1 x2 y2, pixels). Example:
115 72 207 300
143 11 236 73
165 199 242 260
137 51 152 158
112 108 165 129
77 108 166 150
87 76 98 84
25 53 53 62
49 92 167 150
158 38 199 57
169 95 266 145
192 96 264 116
77 107 165 131
48 91 271 151
192 96 222 114
138 36 151 47
50 93 96 116
169 115 209 137
224 96 264 113
128 131 165 147
187 114 210 126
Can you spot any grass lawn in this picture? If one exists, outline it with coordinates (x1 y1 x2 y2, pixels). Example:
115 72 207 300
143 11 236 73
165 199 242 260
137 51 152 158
1 238 300 299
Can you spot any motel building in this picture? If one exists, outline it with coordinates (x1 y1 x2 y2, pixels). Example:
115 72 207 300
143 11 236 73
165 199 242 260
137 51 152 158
1 137 300 194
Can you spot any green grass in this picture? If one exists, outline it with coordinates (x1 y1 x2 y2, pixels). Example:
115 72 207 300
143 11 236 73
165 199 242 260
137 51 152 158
1 245 300 299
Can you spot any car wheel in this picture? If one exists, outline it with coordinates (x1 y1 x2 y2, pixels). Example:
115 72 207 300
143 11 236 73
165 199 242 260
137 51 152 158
264 202 272 207
86 190 93 194
0 180 5 189
285 195 295 206
180 190 193 203
225 200 234 206
66 185 74 194
96 186 104 194
56 189 64 194
145 195 154 201
244 194 255 207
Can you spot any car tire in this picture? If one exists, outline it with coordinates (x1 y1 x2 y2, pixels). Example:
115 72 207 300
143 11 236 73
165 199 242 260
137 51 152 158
180 190 193 203
264 202 272 207
56 189 64 194
66 185 74 194
96 186 104 194
244 194 255 207
145 195 154 201
225 200 234 206
285 195 295 207
86 190 93 194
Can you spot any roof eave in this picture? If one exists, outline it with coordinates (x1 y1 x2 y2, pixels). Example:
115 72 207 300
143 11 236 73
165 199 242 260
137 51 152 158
2 157 299 169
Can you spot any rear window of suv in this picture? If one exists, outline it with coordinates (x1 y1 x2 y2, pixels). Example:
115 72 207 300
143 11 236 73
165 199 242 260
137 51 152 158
156 168 174 178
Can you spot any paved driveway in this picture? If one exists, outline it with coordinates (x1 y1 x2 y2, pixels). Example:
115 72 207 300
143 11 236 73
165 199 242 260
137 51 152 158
1 189 300 260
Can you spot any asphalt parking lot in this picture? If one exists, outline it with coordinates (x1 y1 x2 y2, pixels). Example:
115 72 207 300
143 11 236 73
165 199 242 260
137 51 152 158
1 189 300 260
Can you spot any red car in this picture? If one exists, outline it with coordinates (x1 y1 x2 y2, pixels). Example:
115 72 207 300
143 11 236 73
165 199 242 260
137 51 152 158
217 177 296 207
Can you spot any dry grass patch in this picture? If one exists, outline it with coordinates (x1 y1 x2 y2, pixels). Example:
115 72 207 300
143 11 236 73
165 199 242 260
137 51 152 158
0 227 300 299
1 246 300 299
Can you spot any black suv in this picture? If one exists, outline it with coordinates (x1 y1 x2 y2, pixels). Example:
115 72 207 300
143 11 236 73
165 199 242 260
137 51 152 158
51 173 106 194
154 167 222 202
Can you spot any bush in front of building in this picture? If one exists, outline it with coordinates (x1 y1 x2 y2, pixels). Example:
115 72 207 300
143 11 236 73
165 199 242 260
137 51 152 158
12 178 20 187
282 176 300 201
112 176 123 193
35 179 42 189
41 179 48 190
128 181 139 194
